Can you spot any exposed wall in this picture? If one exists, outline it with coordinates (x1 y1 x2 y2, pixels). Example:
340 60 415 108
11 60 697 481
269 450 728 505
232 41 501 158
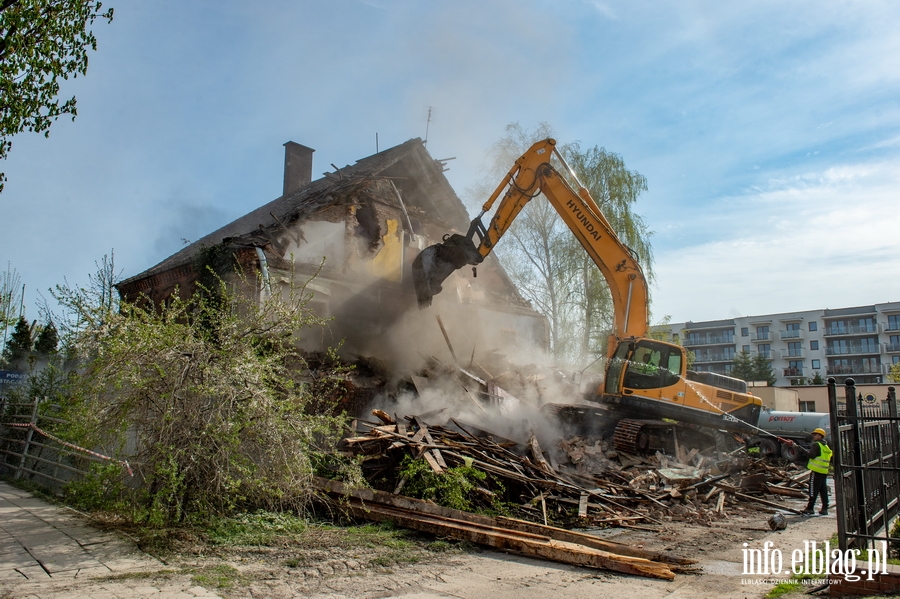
749 386 799 411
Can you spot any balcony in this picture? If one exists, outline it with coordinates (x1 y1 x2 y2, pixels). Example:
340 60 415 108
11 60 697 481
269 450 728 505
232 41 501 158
824 324 878 336
884 343 900 353
756 350 772 359
781 349 805 359
684 336 734 346
825 344 882 356
779 329 804 340
750 332 772 342
827 364 881 376
883 321 900 333
783 367 804 377
693 353 734 363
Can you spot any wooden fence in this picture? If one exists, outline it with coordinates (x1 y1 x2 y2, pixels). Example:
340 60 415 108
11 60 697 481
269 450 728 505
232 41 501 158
828 378 900 550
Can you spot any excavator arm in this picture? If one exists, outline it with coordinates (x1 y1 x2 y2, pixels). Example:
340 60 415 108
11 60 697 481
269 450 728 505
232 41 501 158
412 138 649 356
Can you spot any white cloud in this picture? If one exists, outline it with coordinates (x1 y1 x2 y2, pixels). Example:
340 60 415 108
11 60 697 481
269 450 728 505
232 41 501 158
653 159 900 322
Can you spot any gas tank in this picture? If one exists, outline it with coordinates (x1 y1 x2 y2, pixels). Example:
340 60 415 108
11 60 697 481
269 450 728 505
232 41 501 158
757 410 830 435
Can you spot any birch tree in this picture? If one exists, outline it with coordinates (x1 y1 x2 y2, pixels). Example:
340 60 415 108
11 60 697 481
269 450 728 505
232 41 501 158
468 123 654 364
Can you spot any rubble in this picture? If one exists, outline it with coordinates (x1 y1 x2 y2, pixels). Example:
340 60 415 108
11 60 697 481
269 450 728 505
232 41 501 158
319 346 812 576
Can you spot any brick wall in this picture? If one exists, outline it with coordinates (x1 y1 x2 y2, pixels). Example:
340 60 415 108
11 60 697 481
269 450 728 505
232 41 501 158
830 563 900 596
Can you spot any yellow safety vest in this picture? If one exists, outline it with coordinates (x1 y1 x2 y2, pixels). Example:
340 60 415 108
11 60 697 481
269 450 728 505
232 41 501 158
808 442 833 474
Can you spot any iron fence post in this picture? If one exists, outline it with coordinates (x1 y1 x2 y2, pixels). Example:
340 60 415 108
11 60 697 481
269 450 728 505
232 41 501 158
828 377 848 550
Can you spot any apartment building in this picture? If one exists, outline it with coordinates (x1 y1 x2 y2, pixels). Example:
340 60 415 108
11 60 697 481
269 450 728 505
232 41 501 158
656 302 900 389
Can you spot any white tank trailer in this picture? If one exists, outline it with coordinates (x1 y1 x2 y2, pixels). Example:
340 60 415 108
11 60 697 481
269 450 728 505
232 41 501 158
748 409 831 462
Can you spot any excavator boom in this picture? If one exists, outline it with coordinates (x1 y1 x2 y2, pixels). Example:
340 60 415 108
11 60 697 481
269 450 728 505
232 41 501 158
412 139 649 354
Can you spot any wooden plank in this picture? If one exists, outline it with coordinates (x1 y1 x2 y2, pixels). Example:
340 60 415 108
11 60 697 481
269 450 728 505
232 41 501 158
528 433 553 474
423 451 444 473
436 315 460 366
578 493 589 518
315 477 694 567
762 483 807 499
335 499 675 579
714 484 805 515
414 417 448 469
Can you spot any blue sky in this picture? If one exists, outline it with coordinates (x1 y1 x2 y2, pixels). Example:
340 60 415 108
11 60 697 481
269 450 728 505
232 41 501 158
2 0 900 325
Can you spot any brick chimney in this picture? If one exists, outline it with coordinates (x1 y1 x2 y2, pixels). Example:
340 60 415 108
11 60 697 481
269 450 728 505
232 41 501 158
283 141 315 196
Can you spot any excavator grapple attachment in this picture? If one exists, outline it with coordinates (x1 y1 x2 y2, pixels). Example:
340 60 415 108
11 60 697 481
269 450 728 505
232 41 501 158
412 233 483 308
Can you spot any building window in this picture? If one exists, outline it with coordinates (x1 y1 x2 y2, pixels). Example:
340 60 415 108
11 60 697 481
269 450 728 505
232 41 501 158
787 341 802 357
742 345 750 352
830 339 850 354
893 356 900 365
741 327 749 336
758 344 771 358
809 321 817 331
756 325 769 340
786 322 800 331
799 401 817 412
810 340 819 350
861 337 879 353
811 359 820 369
889 314 900 331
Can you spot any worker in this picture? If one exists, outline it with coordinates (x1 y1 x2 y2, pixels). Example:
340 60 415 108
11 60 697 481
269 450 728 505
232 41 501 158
786 428 833 515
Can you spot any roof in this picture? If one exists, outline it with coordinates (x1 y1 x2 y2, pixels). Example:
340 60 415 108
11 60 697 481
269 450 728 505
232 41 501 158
119 138 469 287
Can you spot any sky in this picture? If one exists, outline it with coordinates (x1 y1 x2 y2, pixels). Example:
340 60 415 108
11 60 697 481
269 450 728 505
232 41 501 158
2 0 900 326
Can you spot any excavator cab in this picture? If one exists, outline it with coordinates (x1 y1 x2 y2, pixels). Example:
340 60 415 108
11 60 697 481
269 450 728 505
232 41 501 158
604 339 684 395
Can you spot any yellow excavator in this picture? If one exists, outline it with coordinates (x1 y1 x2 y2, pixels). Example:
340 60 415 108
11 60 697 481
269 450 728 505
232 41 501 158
412 138 762 453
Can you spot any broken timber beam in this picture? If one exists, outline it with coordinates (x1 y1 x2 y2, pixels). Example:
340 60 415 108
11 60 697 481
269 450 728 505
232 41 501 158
316 477 681 579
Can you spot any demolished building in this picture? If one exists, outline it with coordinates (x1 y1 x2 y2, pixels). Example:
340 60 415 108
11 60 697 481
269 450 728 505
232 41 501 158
117 139 549 383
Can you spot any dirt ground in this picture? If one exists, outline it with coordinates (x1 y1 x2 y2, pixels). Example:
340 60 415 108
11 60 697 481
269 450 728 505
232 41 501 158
7 497 840 599
267 508 838 599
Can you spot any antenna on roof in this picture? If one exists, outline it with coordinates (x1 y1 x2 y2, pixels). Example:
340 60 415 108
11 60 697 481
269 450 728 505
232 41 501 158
424 106 432 145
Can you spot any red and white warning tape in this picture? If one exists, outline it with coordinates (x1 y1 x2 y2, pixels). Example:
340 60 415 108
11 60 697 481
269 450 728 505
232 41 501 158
3 422 133 476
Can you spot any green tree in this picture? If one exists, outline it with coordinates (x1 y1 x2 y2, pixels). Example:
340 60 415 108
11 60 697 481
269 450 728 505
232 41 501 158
2 314 32 364
50 251 120 353
729 349 755 382
729 349 776 385
470 123 654 363
0 0 114 192
751 352 776 386
0 262 23 346
888 363 900 384
34 320 58 354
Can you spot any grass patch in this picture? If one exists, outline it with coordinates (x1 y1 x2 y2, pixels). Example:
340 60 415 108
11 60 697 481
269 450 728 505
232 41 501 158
189 564 246 590
765 574 817 598
203 511 308 546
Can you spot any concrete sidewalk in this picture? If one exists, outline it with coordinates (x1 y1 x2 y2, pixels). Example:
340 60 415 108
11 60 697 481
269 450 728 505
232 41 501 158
0 480 221 598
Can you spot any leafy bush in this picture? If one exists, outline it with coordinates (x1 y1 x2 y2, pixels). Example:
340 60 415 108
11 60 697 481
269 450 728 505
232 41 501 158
63 461 133 513
54 262 356 524
398 455 508 514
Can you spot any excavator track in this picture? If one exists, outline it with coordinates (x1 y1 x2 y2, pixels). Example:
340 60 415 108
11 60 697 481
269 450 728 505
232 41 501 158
612 418 671 453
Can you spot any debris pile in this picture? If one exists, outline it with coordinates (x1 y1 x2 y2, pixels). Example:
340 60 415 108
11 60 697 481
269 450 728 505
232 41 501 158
340 408 812 531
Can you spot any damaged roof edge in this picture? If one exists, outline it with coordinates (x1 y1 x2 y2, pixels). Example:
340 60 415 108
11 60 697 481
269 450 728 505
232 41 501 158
118 138 469 289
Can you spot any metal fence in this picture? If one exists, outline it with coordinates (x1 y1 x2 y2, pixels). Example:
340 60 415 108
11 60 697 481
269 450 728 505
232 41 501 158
0 395 95 492
828 378 900 550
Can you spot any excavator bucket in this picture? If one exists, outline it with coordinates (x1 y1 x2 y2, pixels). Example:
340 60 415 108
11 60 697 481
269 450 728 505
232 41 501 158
412 233 483 308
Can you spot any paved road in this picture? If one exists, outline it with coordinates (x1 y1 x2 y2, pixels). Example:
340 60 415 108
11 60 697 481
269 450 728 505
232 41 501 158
0 481 221 599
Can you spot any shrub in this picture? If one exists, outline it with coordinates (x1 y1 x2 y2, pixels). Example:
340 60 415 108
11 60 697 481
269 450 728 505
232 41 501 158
55 263 356 524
